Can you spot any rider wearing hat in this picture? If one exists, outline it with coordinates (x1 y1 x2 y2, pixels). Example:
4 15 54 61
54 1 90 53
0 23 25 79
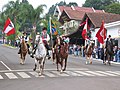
41 27 51 59
30 27 51 59
18 32 30 54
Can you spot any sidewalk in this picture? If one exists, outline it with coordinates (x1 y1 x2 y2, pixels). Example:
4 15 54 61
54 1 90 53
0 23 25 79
69 54 120 65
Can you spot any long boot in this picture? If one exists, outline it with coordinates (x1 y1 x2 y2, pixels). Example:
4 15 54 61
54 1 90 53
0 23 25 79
18 48 21 54
47 50 51 60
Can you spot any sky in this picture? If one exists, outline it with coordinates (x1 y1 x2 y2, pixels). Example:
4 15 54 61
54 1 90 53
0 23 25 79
0 0 86 13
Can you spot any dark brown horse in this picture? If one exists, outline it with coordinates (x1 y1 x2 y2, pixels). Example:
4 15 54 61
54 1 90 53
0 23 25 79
20 39 28 65
54 37 69 73
84 40 94 64
103 39 115 65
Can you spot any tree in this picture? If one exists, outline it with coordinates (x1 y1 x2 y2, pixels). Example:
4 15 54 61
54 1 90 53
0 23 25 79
82 0 118 10
105 3 120 14
67 2 78 7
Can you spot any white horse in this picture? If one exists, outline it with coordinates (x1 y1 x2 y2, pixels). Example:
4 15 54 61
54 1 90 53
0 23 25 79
33 36 47 76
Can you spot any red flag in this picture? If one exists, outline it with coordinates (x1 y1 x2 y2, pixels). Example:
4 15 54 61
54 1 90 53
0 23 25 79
82 18 89 40
96 21 106 44
3 18 15 36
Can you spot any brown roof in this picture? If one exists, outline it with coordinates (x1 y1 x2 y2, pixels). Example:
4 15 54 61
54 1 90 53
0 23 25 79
59 6 105 22
58 6 104 13
86 12 120 27
64 9 85 20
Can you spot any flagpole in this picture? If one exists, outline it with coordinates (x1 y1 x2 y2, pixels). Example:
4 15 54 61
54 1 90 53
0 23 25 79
49 16 53 49
49 16 54 61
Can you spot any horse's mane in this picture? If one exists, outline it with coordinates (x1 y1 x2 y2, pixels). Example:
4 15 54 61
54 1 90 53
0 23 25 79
21 39 27 50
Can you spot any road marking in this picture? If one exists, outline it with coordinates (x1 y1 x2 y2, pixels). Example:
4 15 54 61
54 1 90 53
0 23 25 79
0 75 4 79
0 61 12 71
0 68 89 73
44 71 57 77
96 71 117 76
17 72 31 78
65 71 83 76
5 73 18 79
29 72 45 77
85 71 106 76
1 70 120 80
106 71 120 75
51 71 70 77
74 71 95 76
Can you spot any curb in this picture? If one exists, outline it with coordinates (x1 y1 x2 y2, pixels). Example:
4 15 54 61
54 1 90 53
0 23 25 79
69 54 120 65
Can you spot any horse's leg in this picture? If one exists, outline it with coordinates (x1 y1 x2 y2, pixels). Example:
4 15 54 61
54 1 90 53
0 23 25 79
43 57 46 71
33 59 37 71
60 58 63 73
108 55 111 65
63 58 67 71
52 49 56 64
40 58 45 75
89 55 92 64
86 56 89 64
56 56 59 71
20 54 24 65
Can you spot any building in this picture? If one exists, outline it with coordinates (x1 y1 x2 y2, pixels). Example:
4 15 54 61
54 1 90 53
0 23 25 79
54 5 104 45
73 12 120 47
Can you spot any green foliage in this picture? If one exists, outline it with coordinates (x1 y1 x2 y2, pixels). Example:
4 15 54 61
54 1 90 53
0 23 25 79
48 1 78 15
82 0 118 10
67 2 78 7
105 3 120 14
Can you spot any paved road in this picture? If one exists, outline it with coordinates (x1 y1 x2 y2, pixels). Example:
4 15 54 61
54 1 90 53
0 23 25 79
0 44 120 90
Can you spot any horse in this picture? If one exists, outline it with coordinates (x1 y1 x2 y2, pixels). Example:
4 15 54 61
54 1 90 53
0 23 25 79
20 39 28 65
84 40 95 64
54 37 69 73
103 39 115 65
33 36 47 76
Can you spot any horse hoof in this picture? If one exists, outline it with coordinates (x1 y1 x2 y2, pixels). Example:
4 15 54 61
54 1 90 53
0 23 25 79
63 69 66 71
90 61 92 64
86 61 88 64
60 70 63 74
33 68 36 71
38 73 42 76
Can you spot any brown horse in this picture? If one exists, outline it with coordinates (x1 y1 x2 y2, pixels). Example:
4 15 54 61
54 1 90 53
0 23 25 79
54 37 69 73
20 39 28 65
103 39 115 65
84 40 94 64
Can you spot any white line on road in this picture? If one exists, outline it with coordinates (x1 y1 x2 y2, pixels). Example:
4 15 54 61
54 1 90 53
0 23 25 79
17 72 31 78
0 75 4 79
0 61 12 71
5 73 18 79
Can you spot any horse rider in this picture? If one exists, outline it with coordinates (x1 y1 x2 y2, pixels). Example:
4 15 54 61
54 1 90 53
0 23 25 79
105 35 113 47
105 35 114 59
30 27 51 59
18 32 30 54
30 32 40 58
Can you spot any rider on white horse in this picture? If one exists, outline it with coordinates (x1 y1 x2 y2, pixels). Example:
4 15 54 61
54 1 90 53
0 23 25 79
30 27 51 59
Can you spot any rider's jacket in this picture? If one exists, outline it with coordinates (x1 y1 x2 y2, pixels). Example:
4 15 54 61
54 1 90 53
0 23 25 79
19 35 29 43
41 32 50 45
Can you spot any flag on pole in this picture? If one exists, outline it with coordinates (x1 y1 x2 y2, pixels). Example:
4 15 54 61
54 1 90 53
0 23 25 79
3 18 15 36
96 21 106 44
82 18 89 40
51 20 58 35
